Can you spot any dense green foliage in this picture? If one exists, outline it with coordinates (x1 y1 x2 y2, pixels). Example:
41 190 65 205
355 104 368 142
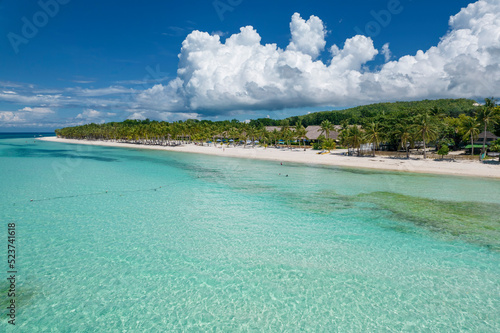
55 99 500 158
437 145 450 158
250 99 480 127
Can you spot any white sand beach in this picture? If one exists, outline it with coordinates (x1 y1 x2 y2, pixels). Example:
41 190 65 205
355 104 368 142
38 137 500 179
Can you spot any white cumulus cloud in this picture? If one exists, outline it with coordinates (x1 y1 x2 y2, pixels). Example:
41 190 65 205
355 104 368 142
136 1 500 115
0 111 23 123
381 43 392 62
20 107 55 114
76 109 102 119
287 13 327 59
0 106 57 127
128 112 146 120
76 109 117 122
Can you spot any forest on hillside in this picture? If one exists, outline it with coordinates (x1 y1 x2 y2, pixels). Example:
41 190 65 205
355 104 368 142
249 99 479 127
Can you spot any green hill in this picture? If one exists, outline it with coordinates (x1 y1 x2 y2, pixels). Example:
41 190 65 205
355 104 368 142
250 99 479 127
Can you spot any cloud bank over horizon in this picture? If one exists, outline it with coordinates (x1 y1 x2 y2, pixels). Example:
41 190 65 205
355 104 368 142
1 0 499 128
138 0 500 113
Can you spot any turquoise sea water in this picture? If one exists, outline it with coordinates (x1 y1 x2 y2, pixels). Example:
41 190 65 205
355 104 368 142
1 134 499 331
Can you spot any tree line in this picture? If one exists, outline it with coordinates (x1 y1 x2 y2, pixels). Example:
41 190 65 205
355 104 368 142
55 98 500 159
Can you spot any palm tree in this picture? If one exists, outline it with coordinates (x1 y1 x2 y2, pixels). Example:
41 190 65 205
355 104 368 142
394 122 413 159
210 124 221 147
239 128 248 148
320 120 334 140
340 120 350 131
295 121 308 150
271 129 279 147
476 98 499 160
246 126 257 147
280 119 290 133
363 122 384 157
322 138 336 153
283 129 293 149
299 127 309 149
412 110 439 159
430 106 446 119
228 127 239 147
341 125 364 156
459 115 481 155
202 127 212 146
489 139 500 162
258 127 268 148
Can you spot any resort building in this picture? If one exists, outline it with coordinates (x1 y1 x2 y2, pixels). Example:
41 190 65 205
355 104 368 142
304 125 341 142
264 126 294 133
476 131 498 145
463 131 498 155
264 125 342 144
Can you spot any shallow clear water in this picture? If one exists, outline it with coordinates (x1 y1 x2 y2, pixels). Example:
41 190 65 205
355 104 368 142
1 134 499 331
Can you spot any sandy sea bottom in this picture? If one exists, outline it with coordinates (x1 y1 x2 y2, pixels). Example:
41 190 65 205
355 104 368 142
1 134 499 331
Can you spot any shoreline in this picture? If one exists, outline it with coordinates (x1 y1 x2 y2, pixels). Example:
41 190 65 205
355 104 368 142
38 137 500 179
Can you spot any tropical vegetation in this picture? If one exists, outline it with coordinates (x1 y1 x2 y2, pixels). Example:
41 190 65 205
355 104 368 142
55 99 500 159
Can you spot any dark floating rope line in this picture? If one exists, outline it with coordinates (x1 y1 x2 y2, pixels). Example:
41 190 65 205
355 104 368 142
22 179 186 204
28 186 163 203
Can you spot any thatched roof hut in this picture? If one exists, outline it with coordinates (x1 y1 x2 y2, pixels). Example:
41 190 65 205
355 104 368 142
264 126 296 132
305 125 341 140
477 131 498 144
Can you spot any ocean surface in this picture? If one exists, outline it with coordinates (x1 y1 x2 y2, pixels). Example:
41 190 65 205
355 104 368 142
1 133 499 331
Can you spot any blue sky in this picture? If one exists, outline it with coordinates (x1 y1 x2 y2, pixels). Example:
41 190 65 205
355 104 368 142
0 0 497 131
